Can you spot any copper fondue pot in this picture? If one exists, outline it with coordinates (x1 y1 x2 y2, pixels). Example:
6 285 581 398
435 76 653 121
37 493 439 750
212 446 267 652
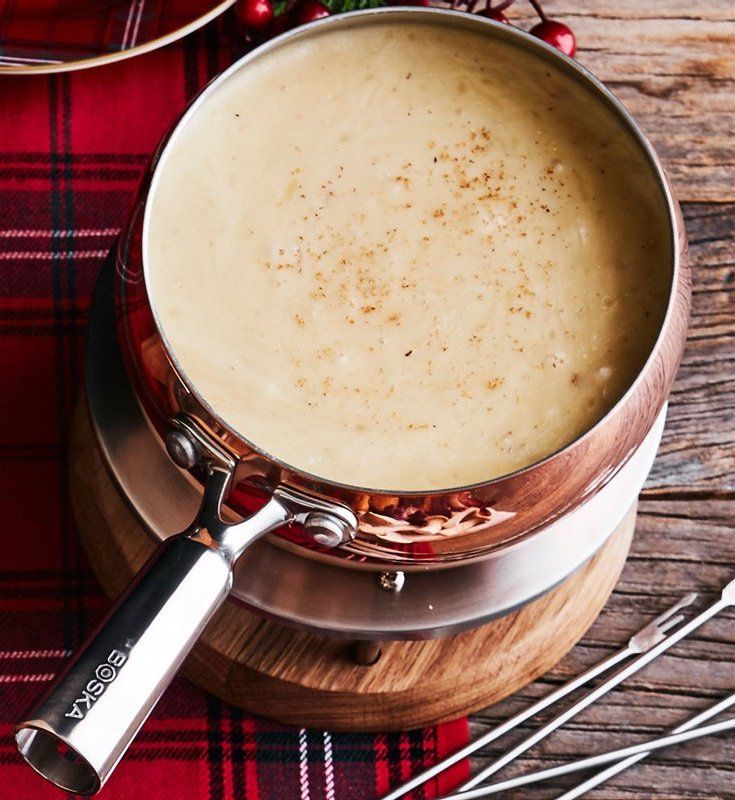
16 8 689 794
116 10 690 566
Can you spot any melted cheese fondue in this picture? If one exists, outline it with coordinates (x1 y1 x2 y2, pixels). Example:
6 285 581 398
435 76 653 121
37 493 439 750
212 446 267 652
146 19 670 491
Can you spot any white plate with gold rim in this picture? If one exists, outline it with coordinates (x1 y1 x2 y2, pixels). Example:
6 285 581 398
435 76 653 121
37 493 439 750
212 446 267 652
0 0 234 74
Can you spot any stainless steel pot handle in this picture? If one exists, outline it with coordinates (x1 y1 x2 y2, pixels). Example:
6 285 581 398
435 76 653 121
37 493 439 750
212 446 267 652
15 418 357 795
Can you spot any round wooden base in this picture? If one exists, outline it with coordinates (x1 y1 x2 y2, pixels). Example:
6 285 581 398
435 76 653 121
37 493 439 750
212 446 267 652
69 401 635 732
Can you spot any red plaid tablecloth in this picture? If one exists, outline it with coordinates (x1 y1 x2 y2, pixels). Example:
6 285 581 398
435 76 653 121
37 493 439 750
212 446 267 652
0 18 469 798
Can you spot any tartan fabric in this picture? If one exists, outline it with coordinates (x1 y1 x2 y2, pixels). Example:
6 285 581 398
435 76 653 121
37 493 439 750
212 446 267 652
0 0 221 65
0 19 470 799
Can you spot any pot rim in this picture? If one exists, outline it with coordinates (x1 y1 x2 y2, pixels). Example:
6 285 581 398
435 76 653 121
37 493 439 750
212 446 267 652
140 6 682 498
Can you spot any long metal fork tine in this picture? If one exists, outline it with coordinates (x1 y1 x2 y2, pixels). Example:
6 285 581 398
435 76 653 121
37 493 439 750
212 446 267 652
379 592 697 800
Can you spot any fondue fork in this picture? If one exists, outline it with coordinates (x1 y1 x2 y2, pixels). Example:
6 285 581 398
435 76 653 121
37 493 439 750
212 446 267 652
553 691 735 800
379 592 695 800
457 595 698 790
437 701 735 799
447 576 735 797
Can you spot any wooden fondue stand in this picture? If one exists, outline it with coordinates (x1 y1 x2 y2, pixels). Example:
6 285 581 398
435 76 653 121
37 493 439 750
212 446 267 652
57 6 686 735
70 397 634 731
60 8 684 734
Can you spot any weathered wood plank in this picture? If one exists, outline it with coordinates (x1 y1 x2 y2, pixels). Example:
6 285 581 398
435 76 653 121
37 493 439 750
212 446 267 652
646 203 735 492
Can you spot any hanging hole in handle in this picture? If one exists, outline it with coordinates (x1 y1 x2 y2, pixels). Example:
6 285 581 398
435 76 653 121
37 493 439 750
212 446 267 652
15 726 100 795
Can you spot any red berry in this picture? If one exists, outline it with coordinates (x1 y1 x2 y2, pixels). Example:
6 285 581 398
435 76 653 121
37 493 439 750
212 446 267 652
530 19 576 56
478 7 509 22
289 0 330 26
235 0 274 30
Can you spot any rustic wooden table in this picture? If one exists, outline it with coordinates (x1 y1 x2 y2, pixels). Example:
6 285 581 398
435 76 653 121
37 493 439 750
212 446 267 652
468 2 735 797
